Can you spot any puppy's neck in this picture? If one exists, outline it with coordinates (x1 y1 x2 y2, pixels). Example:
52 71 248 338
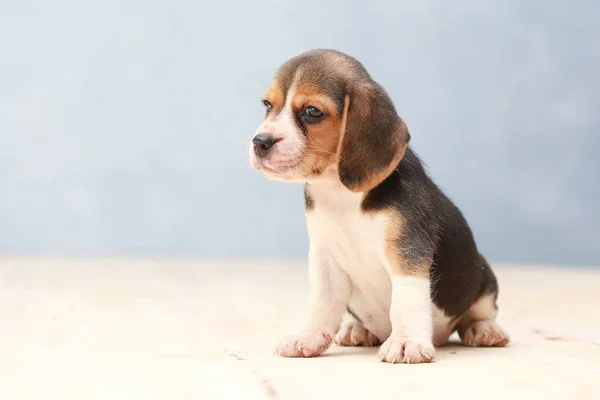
306 167 364 211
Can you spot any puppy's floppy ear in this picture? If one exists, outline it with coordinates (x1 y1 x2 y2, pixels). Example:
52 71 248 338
337 83 410 192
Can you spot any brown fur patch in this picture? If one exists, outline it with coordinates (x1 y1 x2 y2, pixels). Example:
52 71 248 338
290 82 345 175
385 210 431 278
263 80 285 112
460 291 498 321
292 93 338 114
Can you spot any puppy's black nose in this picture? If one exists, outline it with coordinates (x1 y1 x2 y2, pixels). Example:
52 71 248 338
252 134 277 158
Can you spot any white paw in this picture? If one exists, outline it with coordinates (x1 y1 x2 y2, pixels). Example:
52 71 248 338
378 336 435 364
334 320 381 347
274 332 332 358
462 320 510 347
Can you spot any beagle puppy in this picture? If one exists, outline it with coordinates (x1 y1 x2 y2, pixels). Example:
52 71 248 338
249 49 509 364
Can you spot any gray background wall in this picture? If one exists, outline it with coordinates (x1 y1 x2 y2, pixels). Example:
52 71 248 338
1 0 598 265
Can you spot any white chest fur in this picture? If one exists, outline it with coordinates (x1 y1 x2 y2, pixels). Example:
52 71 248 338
305 181 394 339
304 179 454 343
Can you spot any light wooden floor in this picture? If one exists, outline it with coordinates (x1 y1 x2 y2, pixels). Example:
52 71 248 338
0 258 599 399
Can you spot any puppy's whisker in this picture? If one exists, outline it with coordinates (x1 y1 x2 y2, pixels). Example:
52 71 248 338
238 91 267 99
237 150 251 159
305 147 344 164
305 141 346 162
240 72 269 87
305 147 341 161
304 153 335 168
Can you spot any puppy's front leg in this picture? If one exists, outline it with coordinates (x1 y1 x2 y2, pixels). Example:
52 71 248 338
379 265 435 364
275 249 350 358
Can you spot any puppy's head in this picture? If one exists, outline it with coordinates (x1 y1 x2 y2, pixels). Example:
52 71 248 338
250 49 410 192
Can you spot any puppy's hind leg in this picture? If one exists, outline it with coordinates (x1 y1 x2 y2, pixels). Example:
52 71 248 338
457 261 510 347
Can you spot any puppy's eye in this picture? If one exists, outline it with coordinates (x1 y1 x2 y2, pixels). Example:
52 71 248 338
302 106 324 120
262 100 273 110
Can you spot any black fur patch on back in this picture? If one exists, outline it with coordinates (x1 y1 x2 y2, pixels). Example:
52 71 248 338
363 148 498 318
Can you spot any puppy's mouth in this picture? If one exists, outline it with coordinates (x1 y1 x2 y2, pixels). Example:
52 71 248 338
257 160 300 173
252 157 306 180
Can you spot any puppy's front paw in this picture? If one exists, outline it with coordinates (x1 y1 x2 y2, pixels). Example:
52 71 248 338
378 337 435 364
275 331 333 358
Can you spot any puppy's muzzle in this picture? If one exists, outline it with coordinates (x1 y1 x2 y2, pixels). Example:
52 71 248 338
252 134 279 158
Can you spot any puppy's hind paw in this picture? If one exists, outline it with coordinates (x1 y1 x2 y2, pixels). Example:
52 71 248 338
334 320 381 347
461 320 510 347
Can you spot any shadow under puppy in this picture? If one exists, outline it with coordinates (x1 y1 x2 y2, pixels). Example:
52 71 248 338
249 49 509 364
